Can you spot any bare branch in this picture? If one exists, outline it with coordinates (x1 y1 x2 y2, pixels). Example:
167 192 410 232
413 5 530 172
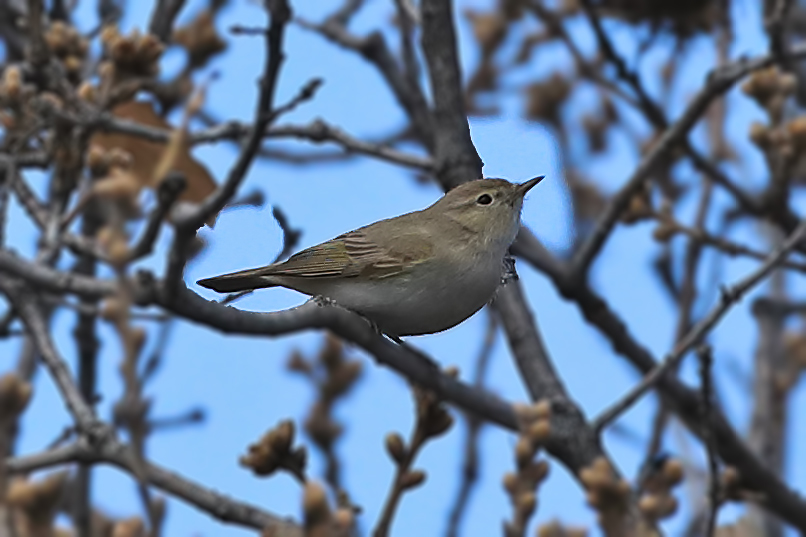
148 0 186 43
26 0 48 68
6 438 301 535
671 221 806 273
420 0 483 186
140 276 521 432
175 0 292 232
446 313 497 537
0 250 118 298
270 206 301 263
593 220 806 432
297 11 434 146
125 172 186 263
698 345 720 537
262 121 432 170
0 279 99 432
516 236 806 531
571 43 806 277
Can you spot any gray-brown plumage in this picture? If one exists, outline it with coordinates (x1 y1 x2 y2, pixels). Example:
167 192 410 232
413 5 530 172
198 177 542 336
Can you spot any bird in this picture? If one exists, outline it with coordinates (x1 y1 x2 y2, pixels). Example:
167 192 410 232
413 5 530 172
197 177 543 337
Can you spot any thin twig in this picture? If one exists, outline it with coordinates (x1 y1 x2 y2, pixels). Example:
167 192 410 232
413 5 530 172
445 313 497 537
125 173 186 263
72 202 104 537
175 0 291 232
698 345 720 537
297 9 433 146
766 0 793 66
394 0 422 103
262 121 432 170
142 276 521 431
0 158 15 248
570 40 806 277
0 279 100 432
26 0 49 67
0 249 117 298
191 119 434 170
670 221 806 273
5 438 301 535
270 206 302 263
526 2 638 106
148 0 186 43
593 220 806 432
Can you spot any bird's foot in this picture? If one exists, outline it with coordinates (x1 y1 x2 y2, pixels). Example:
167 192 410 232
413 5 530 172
501 253 518 285
388 335 441 372
312 295 337 307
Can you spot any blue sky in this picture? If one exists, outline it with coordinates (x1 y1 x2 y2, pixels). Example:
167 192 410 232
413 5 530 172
3 0 805 535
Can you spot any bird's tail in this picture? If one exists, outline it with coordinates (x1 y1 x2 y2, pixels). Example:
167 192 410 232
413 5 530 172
196 267 279 293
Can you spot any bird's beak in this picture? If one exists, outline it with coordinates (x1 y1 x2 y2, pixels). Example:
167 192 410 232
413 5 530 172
516 176 545 197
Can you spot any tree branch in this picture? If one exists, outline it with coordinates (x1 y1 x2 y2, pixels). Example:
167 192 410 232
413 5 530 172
6 438 301 535
570 42 806 277
174 0 291 232
593 220 806 431
140 276 521 432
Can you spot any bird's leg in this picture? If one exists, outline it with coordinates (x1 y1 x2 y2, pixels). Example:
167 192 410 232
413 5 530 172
501 252 518 285
308 297 440 372
312 295 337 307
386 334 441 372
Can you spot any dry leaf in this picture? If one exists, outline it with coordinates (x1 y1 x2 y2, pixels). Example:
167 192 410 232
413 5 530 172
90 101 216 206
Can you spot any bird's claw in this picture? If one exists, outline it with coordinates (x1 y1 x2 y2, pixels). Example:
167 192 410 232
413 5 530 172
501 253 518 285
389 335 441 372
313 295 337 307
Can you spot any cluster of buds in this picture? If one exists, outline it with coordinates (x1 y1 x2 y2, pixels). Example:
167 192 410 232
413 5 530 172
749 115 806 174
45 21 89 81
83 144 144 265
742 67 796 124
380 387 454 505
383 432 426 490
637 456 683 522
295 481 354 537
0 373 33 422
525 73 572 126
780 331 806 392
93 26 164 105
503 400 552 537
594 0 724 36
288 335 362 462
413 386 455 441
465 10 508 57
650 200 679 243
5 472 69 537
718 465 761 504
86 143 144 228
579 457 631 531
0 65 36 135
240 419 307 482
101 26 164 81
566 170 607 226
620 181 655 225
0 66 31 109
88 145 134 179
111 516 147 537
462 4 516 113
582 98 618 154
173 10 227 69
536 520 588 537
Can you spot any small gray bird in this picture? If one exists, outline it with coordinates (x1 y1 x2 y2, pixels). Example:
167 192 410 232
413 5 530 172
198 177 543 336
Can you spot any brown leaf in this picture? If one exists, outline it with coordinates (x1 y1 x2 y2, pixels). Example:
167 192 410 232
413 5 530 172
90 101 216 206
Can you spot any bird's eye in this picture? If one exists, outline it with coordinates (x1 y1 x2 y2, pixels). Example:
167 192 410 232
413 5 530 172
476 194 493 205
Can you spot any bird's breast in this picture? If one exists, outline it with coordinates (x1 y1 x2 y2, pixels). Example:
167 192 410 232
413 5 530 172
322 249 503 336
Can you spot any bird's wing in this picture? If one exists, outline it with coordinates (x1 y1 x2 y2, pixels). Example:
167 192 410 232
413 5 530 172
266 228 434 280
